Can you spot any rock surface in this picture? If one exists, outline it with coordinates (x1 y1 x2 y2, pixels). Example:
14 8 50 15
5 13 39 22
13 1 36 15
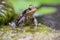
38 4 60 30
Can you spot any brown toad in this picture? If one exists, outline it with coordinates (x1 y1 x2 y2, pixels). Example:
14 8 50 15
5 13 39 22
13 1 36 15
9 6 38 28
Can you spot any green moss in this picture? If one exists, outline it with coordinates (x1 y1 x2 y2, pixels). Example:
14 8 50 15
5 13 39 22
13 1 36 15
0 24 52 34
0 24 52 40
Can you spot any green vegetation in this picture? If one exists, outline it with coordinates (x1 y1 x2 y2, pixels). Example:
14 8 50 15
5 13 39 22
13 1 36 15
0 6 15 25
6 0 59 14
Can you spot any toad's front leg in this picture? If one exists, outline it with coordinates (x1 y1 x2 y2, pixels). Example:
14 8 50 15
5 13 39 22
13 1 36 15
18 16 26 28
33 18 38 28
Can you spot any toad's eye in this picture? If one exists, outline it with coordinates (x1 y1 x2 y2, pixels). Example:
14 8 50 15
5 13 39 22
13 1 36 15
28 8 31 10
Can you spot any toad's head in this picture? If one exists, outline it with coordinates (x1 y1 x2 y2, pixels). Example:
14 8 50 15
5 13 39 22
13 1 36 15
26 6 37 15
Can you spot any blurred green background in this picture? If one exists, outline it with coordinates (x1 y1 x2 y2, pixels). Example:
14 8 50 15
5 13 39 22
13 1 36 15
6 0 60 14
